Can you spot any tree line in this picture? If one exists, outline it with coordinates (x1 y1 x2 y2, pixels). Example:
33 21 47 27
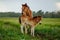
33 10 60 18
0 12 21 17
0 10 60 18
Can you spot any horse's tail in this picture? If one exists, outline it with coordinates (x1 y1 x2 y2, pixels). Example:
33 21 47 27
19 16 21 24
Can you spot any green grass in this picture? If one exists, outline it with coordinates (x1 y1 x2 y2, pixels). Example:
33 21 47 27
0 18 60 40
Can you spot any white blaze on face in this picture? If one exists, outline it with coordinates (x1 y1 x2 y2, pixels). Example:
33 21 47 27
56 2 60 10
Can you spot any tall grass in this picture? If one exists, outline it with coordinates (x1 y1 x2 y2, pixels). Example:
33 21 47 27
0 18 60 40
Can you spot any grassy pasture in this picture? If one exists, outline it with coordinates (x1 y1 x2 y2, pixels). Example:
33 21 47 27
0 17 60 40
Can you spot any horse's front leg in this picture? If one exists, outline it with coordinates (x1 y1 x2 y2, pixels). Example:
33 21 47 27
31 26 35 37
25 25 27 34
21 24 24 34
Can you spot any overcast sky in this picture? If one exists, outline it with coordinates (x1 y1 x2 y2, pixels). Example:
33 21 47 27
0 0 60 12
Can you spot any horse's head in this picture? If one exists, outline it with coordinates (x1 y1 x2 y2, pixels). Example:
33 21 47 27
37 16 42 24
22 3 29 12
22 3 33 18
33 16 42 24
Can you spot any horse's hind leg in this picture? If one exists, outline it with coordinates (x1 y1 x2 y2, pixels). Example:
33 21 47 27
31 26 35 37
32 27 35 37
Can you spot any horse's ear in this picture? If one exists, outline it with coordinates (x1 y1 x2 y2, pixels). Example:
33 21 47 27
25 3 29 8
22 3 27 6
25 3 27 5
25 3 28 7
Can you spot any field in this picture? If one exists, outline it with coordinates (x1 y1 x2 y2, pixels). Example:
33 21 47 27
0 17 60 40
